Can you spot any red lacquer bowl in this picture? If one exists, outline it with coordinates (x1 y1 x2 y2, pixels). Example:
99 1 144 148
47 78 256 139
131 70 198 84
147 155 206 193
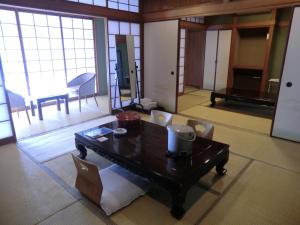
116 111 141 129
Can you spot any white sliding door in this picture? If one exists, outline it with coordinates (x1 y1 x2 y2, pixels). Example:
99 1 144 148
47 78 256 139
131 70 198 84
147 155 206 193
215 30 232 91
203 30 218 90
0 57 15 144
272 7 300 142
144 20 179 112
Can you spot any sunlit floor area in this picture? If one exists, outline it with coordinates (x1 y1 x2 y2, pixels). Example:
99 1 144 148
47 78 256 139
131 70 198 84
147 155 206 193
12 95 110 139
0 111 300 225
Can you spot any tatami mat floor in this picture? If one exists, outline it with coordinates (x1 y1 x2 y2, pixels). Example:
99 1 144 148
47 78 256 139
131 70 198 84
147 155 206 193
0 99 300 224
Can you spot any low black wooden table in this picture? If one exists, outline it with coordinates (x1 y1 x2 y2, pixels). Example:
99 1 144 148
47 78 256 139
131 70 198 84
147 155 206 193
75 120 229 219
30 93 69 120
210 88 276 107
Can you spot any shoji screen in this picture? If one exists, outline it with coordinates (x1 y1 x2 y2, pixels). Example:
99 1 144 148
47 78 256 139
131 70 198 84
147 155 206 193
107 20 141 109
178 29 186 94
203 30 218 90
144 20 179 113
0 56 15 143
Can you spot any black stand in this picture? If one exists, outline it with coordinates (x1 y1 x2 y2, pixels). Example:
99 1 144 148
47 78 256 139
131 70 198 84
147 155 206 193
114 62 143 112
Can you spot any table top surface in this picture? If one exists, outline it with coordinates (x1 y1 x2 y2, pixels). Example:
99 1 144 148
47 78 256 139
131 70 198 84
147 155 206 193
75 120 229 183
213 88 277 101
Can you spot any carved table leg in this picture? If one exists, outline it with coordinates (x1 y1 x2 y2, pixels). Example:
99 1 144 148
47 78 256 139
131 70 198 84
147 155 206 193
216 152 229 176
75 141 87 159
210 93 216 107
170 190 186 219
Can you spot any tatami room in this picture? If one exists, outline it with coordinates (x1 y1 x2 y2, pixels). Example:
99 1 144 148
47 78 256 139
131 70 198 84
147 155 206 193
0 1 300 225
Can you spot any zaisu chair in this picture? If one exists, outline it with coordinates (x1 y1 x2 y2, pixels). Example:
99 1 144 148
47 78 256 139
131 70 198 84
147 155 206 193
7 90 31 125
71 154 149 216
150 110 173 127
187 119 214 140
67 73 98 112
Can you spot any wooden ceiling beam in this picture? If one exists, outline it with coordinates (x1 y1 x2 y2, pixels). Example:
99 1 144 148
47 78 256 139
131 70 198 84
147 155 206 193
0 0 142 22
143 0 300 22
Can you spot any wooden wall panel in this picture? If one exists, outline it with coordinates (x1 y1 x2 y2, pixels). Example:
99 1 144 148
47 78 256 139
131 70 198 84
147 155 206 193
143 0 300 22
142 0 218 13
184 30 206 88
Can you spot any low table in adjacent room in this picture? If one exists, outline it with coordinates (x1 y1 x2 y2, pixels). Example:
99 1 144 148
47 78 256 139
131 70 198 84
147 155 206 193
75 120 229 219
210 88 276 107
30 93 69 120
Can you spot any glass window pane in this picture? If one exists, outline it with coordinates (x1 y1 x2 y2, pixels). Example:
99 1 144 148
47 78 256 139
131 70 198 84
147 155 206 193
64 39 74 49
5 50 23 62
75 48 85 58
52 60 64 70
119 0 128 3
108 1 118 9
0 121 13 139
120 22 130 35
0 10 17 24
19 12 34 25
65 49 75 59
23 38 37 49
74 39 84 48
84 29 93 39
83 19 93 30
129 5 139 12
34 14 47 26
0 88 6 104
119 3 129 11
130 23 140 35
0 104 10 121
94 0 106 6
134 36 140 47
52 50 64 60
66 59 76 69
109 35 116 47
108 21 119 35
50 39 63 50
86 58 95 67
76 58 86 68
73 29 83 39
27 61 41 72
62 17 73 28
135 48 140 59
39 50 52 60
79 0 93 4
85 49 94 58
25 50 39 61
63 28 73 38
73 18 83 29
1 24 18 36
40 60 53 71
47 15 60 27
49 27 61 39
36 26 49 38
4 37 20 50
85 40 94 49
129 0 139 6
21 25 36 38
37 38 50 49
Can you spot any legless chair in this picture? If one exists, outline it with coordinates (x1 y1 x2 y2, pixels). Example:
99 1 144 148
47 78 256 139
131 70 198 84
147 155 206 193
71 154 149 215
150 110 173 127
187 119 214 140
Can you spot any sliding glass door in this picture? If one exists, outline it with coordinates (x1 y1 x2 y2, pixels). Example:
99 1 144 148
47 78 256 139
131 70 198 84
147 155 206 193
0 56 16 144
0 9 96 97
